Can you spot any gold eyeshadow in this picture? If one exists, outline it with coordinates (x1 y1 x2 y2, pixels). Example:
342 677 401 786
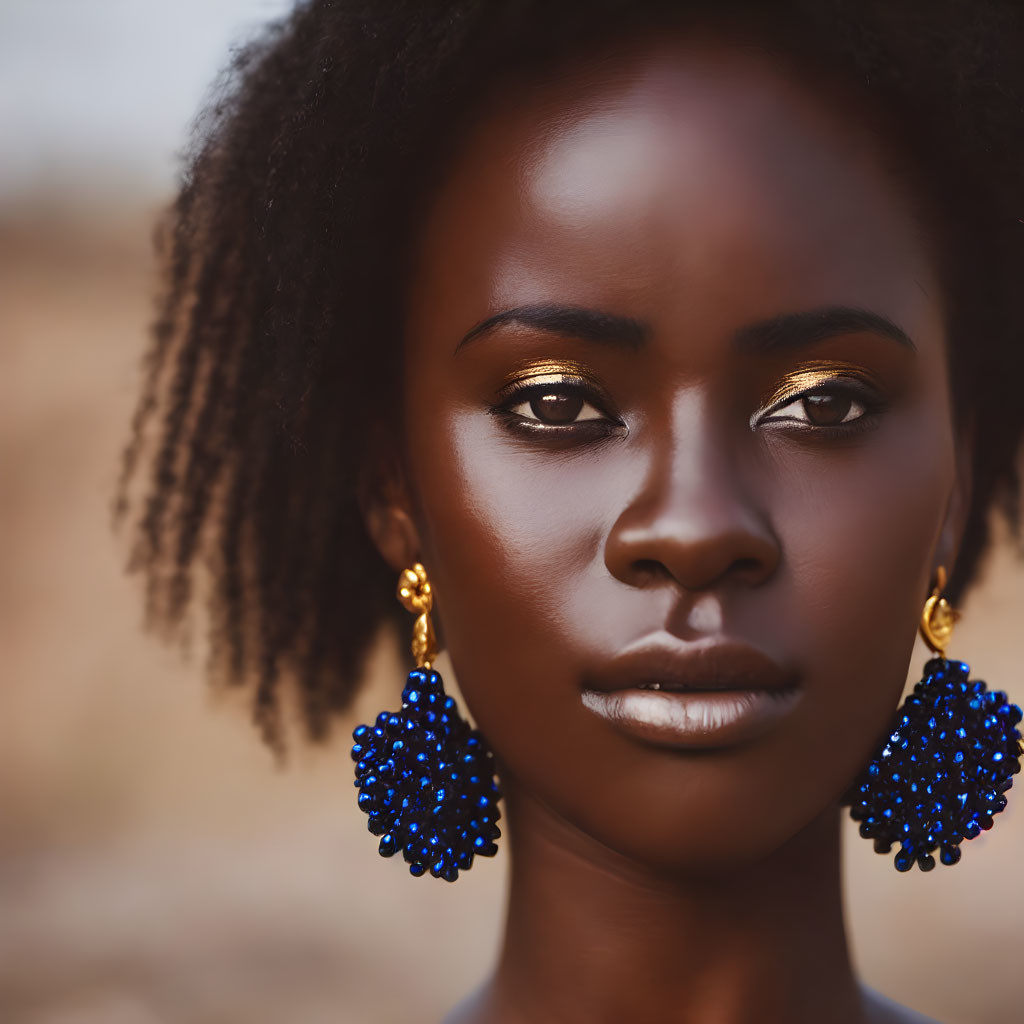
496 358 606 394
756 360 883 416
494 357 884 428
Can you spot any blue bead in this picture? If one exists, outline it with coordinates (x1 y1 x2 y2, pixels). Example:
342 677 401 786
350 667 502 883
894 848 915 871
842 655 1021 872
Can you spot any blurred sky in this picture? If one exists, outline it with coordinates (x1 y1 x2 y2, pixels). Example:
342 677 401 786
0 0 292 204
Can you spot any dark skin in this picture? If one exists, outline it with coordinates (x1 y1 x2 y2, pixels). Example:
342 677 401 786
362 31 969 1024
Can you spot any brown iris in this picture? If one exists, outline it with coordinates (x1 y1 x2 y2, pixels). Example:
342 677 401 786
802 391 854 426
531 390 586 424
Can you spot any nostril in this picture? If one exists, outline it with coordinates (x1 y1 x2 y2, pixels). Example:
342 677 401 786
732 556 764 577
619 550 775 592
632 558 671 584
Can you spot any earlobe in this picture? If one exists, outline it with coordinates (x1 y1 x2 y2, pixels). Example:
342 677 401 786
357 440 423 573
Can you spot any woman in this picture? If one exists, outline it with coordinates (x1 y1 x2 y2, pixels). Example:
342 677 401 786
119 2 1024 1021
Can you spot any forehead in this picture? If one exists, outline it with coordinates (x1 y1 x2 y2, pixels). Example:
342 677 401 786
407 32 942 354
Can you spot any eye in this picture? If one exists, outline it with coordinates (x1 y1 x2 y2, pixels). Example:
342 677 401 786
492 368 622 432
504 384 610 425
758 386 869 428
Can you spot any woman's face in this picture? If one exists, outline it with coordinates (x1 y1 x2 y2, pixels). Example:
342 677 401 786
387 33 966 872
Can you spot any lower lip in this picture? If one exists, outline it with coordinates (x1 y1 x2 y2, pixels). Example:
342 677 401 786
580 686 803 749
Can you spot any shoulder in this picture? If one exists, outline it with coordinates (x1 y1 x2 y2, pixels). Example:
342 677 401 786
860 983 944 1024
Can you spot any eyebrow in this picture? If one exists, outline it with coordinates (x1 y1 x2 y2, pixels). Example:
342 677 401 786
733 306 917 354
454 304 650 353
453 302 916 354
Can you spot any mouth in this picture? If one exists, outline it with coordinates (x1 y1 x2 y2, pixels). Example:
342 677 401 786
580 636 802 749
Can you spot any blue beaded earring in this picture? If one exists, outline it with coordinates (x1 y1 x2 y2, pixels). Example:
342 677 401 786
350 562 502 881
845 566 1022 871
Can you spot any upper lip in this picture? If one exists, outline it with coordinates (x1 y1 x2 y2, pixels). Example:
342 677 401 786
584 637 798 694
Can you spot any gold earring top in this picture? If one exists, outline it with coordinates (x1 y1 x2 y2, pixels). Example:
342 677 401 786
919 565 960 657
398 562 436 669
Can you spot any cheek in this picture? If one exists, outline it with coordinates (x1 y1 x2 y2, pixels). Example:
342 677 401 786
765 398 957 804
777 411 954 660
407 408 607 648
404 407 625 809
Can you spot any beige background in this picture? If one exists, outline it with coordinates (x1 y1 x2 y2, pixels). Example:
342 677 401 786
2 4 1023 1022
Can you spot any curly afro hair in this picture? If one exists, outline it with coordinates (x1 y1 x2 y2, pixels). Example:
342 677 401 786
117 0 1024 751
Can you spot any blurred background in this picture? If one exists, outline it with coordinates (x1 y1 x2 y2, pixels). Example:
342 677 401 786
1 3 1022 1022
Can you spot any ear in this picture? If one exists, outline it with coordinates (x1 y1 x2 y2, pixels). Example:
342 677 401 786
932 415 975 589
357 430 423 574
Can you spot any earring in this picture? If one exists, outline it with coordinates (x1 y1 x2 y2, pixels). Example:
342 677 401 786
844 566 1022 871
350 563 502 881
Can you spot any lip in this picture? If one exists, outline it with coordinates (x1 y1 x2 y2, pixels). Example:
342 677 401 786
580 636 802 749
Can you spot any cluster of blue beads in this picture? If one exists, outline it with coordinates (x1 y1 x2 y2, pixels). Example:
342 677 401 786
845 657 1022 872
351 668 502 882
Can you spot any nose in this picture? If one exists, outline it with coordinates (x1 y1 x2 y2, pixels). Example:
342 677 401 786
603 404 780 593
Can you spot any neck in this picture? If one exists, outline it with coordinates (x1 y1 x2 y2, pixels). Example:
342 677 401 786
460 785 865 1024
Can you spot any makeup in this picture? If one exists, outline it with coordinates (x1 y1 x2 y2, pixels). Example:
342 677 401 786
495 357 608 394
491 357 622 431
752 359 885 429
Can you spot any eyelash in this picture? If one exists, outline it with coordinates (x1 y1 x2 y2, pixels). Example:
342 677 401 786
490 377 886 438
